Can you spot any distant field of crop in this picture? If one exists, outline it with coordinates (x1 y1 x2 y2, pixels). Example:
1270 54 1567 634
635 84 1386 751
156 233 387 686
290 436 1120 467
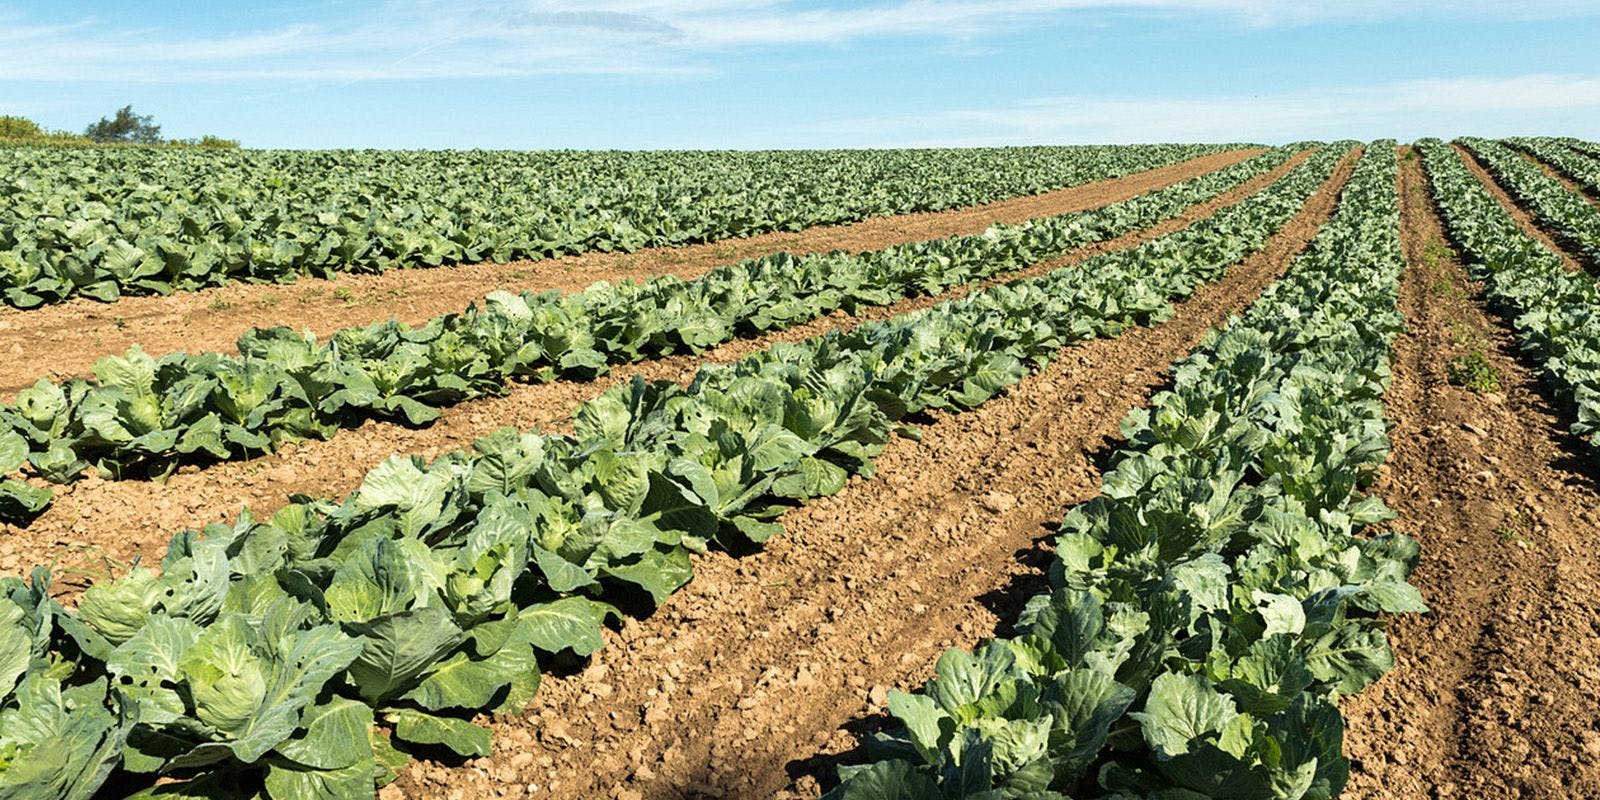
0 144 1229 307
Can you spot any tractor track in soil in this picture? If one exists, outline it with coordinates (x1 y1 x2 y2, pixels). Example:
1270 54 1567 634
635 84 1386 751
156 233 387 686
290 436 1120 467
1339 148 1600 798
379 149 1359 800
0 149 1264 400
0 151 1316 589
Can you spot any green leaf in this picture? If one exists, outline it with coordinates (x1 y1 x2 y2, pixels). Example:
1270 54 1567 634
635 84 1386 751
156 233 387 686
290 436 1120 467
530 546 598 594
387 709 491 758
369 728 412 788
263 759 375 800
771 456 848 499
78 567 164 645
0 431 27 474
177 614 269 736
0 479 51 519
102 239 150 278
342 606 466 704
600 547 693 606
400 637 539 712
885 691 945 761
0 617 27 701
0 676 132 800
516 597 608 656
352 457 453 537
274 698 375 771
467 429 544 497
92 346 158 400
1169 553 1229 614
1018 588 1103 665
825 760 941 800
1253 591 1306 637
175 616 364 764
591 449 650 512
1351 580 1429 615
1304 623 1393 695
175 415 229 460
1133 672 1238 759
929 645 1019 718
1040 668 1137 785
729 515 784 544
1219 636 1314 716
106 615 202 725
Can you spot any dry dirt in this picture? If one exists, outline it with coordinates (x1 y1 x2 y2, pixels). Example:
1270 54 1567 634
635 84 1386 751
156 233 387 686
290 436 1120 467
0 149 1311 591
380 148 1360 800
1339 149 1600 798
0 149 1262 399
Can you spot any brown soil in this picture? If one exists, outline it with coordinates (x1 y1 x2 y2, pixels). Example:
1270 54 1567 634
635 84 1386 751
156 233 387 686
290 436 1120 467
1453 144 1588 273
0 150 1314 589
379 148 1360 800
1339 149 1600 798
0 149 1263 400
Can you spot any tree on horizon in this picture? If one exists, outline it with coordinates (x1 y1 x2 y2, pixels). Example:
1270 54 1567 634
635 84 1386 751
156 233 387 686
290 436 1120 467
84 105 163 144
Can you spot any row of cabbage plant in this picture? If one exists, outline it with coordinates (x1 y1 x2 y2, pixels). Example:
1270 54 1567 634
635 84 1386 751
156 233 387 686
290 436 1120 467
0 147 1350 799
0 148 1307 522
825 144 1419 800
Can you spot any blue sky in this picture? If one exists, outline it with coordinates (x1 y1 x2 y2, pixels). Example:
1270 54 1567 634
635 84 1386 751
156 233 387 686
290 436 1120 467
3 1 1600 149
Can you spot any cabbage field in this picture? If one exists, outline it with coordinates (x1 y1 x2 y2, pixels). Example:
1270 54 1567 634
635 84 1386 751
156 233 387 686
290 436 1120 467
3 138 1600 800
0 145 1227 307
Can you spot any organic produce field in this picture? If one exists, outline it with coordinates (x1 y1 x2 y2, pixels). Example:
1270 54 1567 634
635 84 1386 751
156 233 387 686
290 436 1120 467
4 139 1600 800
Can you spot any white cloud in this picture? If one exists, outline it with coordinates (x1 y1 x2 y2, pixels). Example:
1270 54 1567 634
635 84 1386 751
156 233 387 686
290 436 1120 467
781 74 1600 146
0 2 698 82
0 0 1596 83
662 0 1600 46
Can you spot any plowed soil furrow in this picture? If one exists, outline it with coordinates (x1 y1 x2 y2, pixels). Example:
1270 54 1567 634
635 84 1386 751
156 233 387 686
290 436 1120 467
0 150 1315 586
1453 143 1588 273
382 149 1360 800
0 149 1264 399
1340 149 1600 798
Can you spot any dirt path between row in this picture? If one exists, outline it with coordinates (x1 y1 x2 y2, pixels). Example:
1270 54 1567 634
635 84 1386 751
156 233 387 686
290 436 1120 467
0 149 1263 399
380 149 1359 800
1339 148 1600 798
0 151 1314 587
1453 143 1588 274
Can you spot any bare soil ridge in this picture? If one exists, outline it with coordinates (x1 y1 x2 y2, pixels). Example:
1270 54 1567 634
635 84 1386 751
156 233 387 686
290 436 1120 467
1339 148 1600 798
0 150 1311 588
0 149 1263 399
379 149 1360 800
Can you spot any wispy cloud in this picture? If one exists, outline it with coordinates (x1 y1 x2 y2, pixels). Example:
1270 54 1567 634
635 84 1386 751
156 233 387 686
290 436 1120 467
663 0 1600 45
2 0 1597 83
0 1 697 82
784 74 1600 146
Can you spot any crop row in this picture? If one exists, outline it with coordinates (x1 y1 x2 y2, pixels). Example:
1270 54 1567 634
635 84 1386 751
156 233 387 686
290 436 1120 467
0 146 1305 522
0 145 1350 799
1457 137 1600 266
0 144 1232 309
1568 140 1600 160
1507 137 1600 197
1419 139 1600 461
827 143 1418 799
